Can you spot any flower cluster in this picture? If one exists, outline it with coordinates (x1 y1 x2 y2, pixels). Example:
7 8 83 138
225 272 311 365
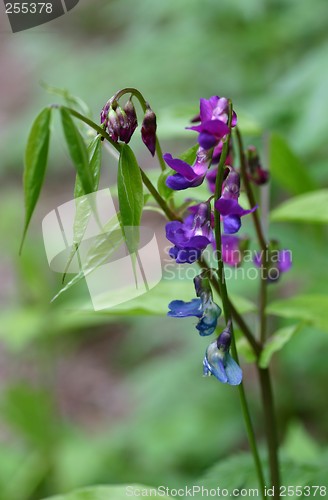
165 96 255 265
165 202 213 263
168 275 242 384
164 97 236 191
163 95 291 385
100 97 157 155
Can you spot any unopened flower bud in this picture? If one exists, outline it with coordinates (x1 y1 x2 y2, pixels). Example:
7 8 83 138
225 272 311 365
100 98 138 144
217 321 232 352
193 273 211 301
246 146 269 185
141 106 157 156
222 169 240 200
107 107 121 142
100 102 110 125
120 100 138 143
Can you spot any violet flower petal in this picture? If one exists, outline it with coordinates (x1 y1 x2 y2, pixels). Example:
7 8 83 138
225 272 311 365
163 154 196 181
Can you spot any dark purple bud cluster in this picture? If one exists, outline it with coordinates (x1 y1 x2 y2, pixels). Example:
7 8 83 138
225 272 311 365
101 99 138 144
100 97 157 155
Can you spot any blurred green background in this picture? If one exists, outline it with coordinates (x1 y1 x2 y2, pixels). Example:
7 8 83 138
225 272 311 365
0 0 328 499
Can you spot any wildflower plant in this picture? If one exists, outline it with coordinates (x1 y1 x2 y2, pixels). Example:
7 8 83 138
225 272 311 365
22 86 310 500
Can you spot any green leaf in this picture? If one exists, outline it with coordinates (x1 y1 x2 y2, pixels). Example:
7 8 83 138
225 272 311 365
74 135 102 198
21 107 52 252
271 189 328 224
269 133 316 195
1 385 58 450
283 421 322 464
60 108 94 196
179 143 198 164
157 169 174 200
259 323 302 368
197 453 258 493
117 144 144 254
43 485 173 500
41 82 92 118
267 295 328 333
63 136 103 281
52 214 123 301
236 336 257 363
197 453 328 497
84 280 255 317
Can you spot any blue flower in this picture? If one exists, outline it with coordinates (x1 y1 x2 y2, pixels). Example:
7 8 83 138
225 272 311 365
165 202 213 264
203 323 242 385
168 297 221 336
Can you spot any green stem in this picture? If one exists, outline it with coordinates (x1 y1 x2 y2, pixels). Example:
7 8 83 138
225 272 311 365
53 105 122 153
235 126 268 344
236 127 267 253
154 137 167 172
257 368 281 497
259 275 268 345
140 170 178 221
214 103 266 500
235 126 280 496
199 256 261 356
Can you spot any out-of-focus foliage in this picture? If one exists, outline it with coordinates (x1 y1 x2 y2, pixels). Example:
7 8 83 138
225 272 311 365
1 0 328 174
0 0 328 499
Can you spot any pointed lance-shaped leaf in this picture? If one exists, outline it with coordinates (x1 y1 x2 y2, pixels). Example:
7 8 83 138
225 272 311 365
62 135 103 282
20 107 52 253
52 213 123 302
60 107 94 196
117 144 144 255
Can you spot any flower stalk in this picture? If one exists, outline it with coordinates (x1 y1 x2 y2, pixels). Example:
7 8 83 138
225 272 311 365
214 102 266 500
235 125 281 498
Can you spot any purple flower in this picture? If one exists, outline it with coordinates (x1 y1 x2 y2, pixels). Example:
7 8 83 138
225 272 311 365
187 96 237 150
168 275 222 336
215 169 257 234
206 140 234 193
120 100 138 143
221 235 249 267
254 248 292 282
164 147 210 191
206 168 217 194
203 322 242 385
165 203 213 263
